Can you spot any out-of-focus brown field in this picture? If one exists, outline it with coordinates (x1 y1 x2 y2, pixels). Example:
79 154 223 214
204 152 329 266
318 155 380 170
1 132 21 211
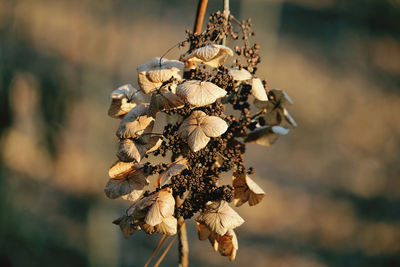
1 0 400 266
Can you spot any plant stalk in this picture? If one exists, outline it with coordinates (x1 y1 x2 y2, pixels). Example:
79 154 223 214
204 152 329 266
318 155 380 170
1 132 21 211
193 0 208 34
176 197 189 267
222 0 230 45
177 2 209 266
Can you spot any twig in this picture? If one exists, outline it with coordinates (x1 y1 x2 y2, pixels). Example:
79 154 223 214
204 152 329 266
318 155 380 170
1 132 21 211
176 197 189 267
144 235 168 267
154 235 178 267
222 0 230 46
193 0 208 34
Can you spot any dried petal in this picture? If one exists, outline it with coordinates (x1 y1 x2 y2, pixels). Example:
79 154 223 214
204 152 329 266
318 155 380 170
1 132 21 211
113 215 140 238
155 216 177 235
244 126 289 146
232 171 265 207
200 116 229 138
137 58 184 94
117 135 161 162
216 229 238 261
108 84 149 118
148 90 184 116
196 201 244 236
116 105 154 139
183 44 233 68
251 78 268 101
104 165 149 201
145 188 175 226
178 111 228 152
155 158 188 187
176 80 227 107
229 68 252 81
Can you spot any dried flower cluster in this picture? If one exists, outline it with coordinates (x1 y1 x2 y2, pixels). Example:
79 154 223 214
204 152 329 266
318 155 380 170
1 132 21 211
105 11 296 262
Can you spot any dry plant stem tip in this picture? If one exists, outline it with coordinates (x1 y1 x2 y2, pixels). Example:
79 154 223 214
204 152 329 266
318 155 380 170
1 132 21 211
193 0 208 34
222 0 230 46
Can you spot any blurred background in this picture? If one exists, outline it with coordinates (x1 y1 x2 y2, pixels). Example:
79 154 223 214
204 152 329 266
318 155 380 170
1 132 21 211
1 0 400 266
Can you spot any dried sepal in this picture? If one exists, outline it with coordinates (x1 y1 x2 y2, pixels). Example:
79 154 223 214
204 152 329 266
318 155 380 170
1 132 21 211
108 84 148 118
104 164 149 201
128 187 175 227
108 160 134 178
216 229 238 261
148 90 184 116
116 105 154 139
154 215 177 235
232 171 265 207
251 78 268 101
176 80 227 107
178 110 228 152
196 201 244 236
245 125 289 146
155 158 188 187
183 44 234 68
144 188 175 226
254 95 297 127
229 68 252 81
113 215 141 238
117 135 162 162
137 57 184 94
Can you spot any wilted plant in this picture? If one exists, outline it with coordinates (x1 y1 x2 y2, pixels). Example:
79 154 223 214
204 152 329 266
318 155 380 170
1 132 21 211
105 2 296 266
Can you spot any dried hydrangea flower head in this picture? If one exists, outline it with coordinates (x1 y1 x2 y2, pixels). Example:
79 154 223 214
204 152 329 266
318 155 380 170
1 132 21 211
105 10 296 264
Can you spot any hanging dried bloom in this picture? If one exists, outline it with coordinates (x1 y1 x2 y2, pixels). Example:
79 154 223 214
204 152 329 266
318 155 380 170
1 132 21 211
108 84 148 118
137 57 184 94
117 135 161 162
254 89 297 127
178 110 228 152
127 187 175 226
104 161 149 201
176 80 227 107
105 9 296 265
196 201 244 236
183 44 234 68
116 105 154 139
215 229 238 261
232 171 265 206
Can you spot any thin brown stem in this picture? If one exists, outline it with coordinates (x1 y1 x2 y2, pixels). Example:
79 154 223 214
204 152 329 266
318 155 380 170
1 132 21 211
193 0 208 34
154 235 178 267
176 197 189 267
144 235 168 267
222 0 230 46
